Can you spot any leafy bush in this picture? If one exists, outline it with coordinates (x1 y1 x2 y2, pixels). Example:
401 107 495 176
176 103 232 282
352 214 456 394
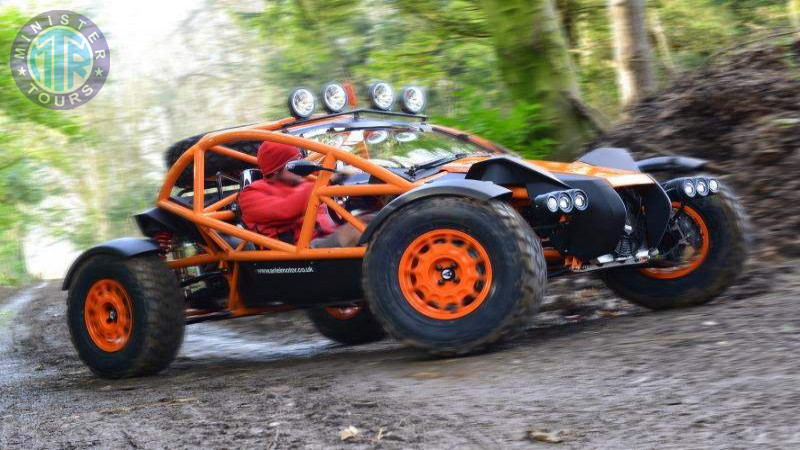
433 90 557 159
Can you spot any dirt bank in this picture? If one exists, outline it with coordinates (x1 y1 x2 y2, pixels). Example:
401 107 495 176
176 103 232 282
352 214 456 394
591 39 800 258
1 261 798 449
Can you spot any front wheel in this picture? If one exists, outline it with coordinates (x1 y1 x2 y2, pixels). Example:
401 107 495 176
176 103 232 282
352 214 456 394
600 190 746 310
363 197 546 356
67 254 185 378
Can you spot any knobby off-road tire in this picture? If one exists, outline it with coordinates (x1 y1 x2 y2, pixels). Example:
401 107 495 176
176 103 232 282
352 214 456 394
307 305 386 345
67 254 185 378
363 197 546 356
600 188 746 310
165 132 262 189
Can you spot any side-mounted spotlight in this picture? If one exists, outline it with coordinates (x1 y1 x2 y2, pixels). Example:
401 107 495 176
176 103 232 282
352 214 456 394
664 177 721 201
534 189 589 214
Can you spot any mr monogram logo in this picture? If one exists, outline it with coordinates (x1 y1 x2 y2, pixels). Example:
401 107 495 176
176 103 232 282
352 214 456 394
10 10 110 110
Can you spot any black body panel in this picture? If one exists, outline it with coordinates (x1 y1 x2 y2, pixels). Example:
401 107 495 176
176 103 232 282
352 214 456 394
357 179 511 245
238 258 362 307
551 175 628 260
636 183 672 247
62 238 160 290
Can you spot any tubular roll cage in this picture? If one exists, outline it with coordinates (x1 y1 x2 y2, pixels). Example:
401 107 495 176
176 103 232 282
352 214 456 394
158 115 560 320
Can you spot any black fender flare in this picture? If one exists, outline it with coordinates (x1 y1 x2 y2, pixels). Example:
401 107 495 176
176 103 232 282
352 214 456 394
134 206 203 241
636 155 708 174
579 147 641 172
61 238 160 290
465 155 569 188
357 179 511 245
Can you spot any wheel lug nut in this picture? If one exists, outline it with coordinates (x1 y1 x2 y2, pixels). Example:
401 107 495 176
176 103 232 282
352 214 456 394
438 279 446 286
435 264 443 270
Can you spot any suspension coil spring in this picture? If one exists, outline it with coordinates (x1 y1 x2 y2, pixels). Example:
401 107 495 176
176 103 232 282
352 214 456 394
153 230 174 258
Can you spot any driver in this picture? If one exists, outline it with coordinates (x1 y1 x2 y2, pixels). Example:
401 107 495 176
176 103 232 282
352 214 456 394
238 141 361 247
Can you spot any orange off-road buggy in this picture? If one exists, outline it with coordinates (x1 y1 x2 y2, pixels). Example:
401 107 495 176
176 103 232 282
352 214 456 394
63 83 745 378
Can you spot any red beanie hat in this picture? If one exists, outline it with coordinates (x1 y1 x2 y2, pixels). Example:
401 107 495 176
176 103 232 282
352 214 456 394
257 141 302 175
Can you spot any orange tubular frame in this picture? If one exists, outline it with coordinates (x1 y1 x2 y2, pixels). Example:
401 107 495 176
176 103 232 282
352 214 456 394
160 122 413 264
160 119 418 320
159 118 568 320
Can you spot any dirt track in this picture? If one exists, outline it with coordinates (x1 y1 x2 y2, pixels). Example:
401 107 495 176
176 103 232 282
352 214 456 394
1 264 798 449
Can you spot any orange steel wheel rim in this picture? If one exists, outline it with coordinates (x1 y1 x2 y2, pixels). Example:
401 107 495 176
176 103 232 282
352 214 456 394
398 229 493 320
325 305 362 320
641 203 710 280
84 279 134 352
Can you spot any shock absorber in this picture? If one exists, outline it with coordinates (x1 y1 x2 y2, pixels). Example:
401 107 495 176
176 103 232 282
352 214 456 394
153 230 174 259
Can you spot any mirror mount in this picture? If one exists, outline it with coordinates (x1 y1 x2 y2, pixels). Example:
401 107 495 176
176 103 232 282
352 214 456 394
285 159 336 177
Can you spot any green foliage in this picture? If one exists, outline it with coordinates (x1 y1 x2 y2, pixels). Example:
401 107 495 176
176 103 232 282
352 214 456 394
0 6 89 285
716 0 791 31
0 232 28 286
654 0 739 64
434 90 556 159
247 0 520 146
0 7 82 137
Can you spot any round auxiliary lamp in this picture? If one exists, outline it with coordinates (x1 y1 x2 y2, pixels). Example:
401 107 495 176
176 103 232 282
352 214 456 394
400 86 426 114
287 87 316 119
368 81 395 111
321 82 349 113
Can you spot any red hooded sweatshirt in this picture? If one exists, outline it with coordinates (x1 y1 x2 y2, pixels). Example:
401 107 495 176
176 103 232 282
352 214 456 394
238 142 334 241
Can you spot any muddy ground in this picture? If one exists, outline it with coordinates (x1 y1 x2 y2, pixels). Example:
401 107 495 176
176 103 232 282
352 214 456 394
0 262 798 449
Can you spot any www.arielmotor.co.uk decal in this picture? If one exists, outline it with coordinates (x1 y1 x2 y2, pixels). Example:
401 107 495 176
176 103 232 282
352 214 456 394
256 266 316 275
10 10 110 110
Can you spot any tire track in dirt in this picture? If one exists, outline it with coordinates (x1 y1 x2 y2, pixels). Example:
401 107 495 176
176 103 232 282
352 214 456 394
181 322 334 361
2 269 799 448
0 282 48 355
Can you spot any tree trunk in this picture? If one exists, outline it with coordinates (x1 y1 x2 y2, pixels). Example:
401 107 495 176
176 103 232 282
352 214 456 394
479 0 597 157
557 0 580 49
791 0 800 31
609 0 656 108
649 8 675 75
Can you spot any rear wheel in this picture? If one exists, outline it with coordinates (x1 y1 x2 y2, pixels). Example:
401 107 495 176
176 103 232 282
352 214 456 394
363 197 546 356
67 254 185 378
306 304 386 345
600 192 745 309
